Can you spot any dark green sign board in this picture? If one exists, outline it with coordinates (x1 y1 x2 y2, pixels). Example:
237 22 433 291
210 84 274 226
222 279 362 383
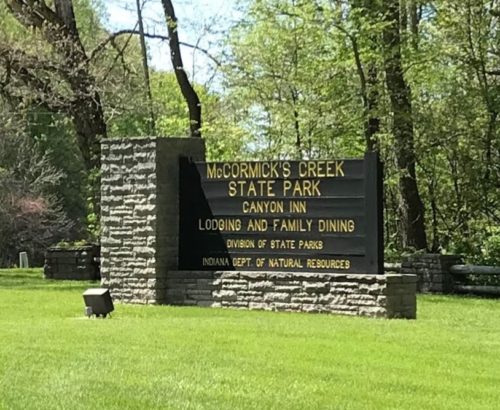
179 153 383 274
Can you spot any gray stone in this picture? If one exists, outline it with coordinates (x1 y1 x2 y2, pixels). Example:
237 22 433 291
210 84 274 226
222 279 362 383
249 302 269 311
240 272 267 280
213 290 237 301
303 281 329 293
273 302 302 312
248 281 275 292
264 292 291 303
359 306 386 317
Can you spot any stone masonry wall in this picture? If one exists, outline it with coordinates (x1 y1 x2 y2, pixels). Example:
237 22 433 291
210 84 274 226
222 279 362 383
166 271 417 319
100 137 205 303
44 245 100 280
401 253 463 293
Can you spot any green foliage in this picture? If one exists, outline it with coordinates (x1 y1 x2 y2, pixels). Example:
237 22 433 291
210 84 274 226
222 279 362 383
55 239 93 248
150 72 252 160
1 0 499 264
224 0 371 160
225 0 500 263
27 109 87 223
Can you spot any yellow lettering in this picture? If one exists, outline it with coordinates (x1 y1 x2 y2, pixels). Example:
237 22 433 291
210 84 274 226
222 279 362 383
247 219 268 232
318 219 355 232
270 239 295 249
232 257 252 268
228 181 237 197
289 200 307 213
306 258 351 270
226 239 255 249
198 218 241 232
283 180 321 197
298 240 323 250
282 161 291 178
336 161 345 177
271 218 312 232
267 258 303 269
299 161 307 177
242 201 284 214
207 163 217 179
223 163 231 179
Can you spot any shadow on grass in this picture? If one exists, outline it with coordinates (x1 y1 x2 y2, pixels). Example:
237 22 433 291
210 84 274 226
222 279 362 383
1 283 98 291
0 269 98 291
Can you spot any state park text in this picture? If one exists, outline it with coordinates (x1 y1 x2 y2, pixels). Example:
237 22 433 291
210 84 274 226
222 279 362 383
179 155 383 274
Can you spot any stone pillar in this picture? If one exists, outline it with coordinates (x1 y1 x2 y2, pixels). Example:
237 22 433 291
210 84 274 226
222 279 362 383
100 137 205 304
401 253 463 293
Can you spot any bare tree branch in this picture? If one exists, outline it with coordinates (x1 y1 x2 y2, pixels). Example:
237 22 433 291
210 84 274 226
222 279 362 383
90 29 222 67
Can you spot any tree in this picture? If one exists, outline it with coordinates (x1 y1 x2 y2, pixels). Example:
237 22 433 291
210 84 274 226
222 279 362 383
2 0 107 172
151 71 251 160
382 0 427 250
225 0 367 159
161 0 202 138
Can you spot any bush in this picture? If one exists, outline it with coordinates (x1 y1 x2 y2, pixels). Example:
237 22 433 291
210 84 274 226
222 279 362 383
0 132 73 267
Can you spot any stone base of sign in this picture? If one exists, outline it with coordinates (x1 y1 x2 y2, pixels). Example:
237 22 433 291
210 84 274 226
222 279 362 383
44 245 100 280
401 253 463 293
165 271 417 319
99 137 206 303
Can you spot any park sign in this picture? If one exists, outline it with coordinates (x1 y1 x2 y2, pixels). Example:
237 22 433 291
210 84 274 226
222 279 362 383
179 153 383 274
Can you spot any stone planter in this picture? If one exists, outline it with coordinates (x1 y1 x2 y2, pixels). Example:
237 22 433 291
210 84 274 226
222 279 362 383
44 245 100 281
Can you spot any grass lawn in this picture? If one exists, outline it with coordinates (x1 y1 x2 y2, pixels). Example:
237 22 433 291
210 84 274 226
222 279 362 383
1 269 500 410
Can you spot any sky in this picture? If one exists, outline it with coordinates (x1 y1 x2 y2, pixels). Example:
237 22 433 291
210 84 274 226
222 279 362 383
102 0 241 86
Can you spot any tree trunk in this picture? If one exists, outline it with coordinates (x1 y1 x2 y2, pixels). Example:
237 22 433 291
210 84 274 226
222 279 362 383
136 0 156 135
161 0 202 138
351 0 381 152
54 0 78 35
382 0 427 250
409 0 419 51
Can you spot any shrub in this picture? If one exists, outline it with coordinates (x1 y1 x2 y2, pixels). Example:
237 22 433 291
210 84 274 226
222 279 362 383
0 132 73 267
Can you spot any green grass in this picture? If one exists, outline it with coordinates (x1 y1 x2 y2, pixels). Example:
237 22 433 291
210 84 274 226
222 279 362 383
1 269 500 410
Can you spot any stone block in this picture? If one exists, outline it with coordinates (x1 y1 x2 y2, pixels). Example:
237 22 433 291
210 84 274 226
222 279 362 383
264 292 291 303
301 304 327 313
330 281 358 290
355 275 379 284
385 284 413 296
197 300 217 307
303 281 329 294
359 283 384 295
249 302 269 311
330 286 357 295
267 272 294 280
237 290 263 298
317 294 335 304
273 302 302 312
248 281 275 292
240 272 267 280
359 306 386 318
291 293 318 304
330 308 358 316
213 290 237 301
220 271 240 279
196 279 218 290
221 300 248 308
274 285 302 293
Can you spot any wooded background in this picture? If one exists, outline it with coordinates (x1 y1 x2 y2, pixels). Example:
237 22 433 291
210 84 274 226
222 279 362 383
0 0 498 267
